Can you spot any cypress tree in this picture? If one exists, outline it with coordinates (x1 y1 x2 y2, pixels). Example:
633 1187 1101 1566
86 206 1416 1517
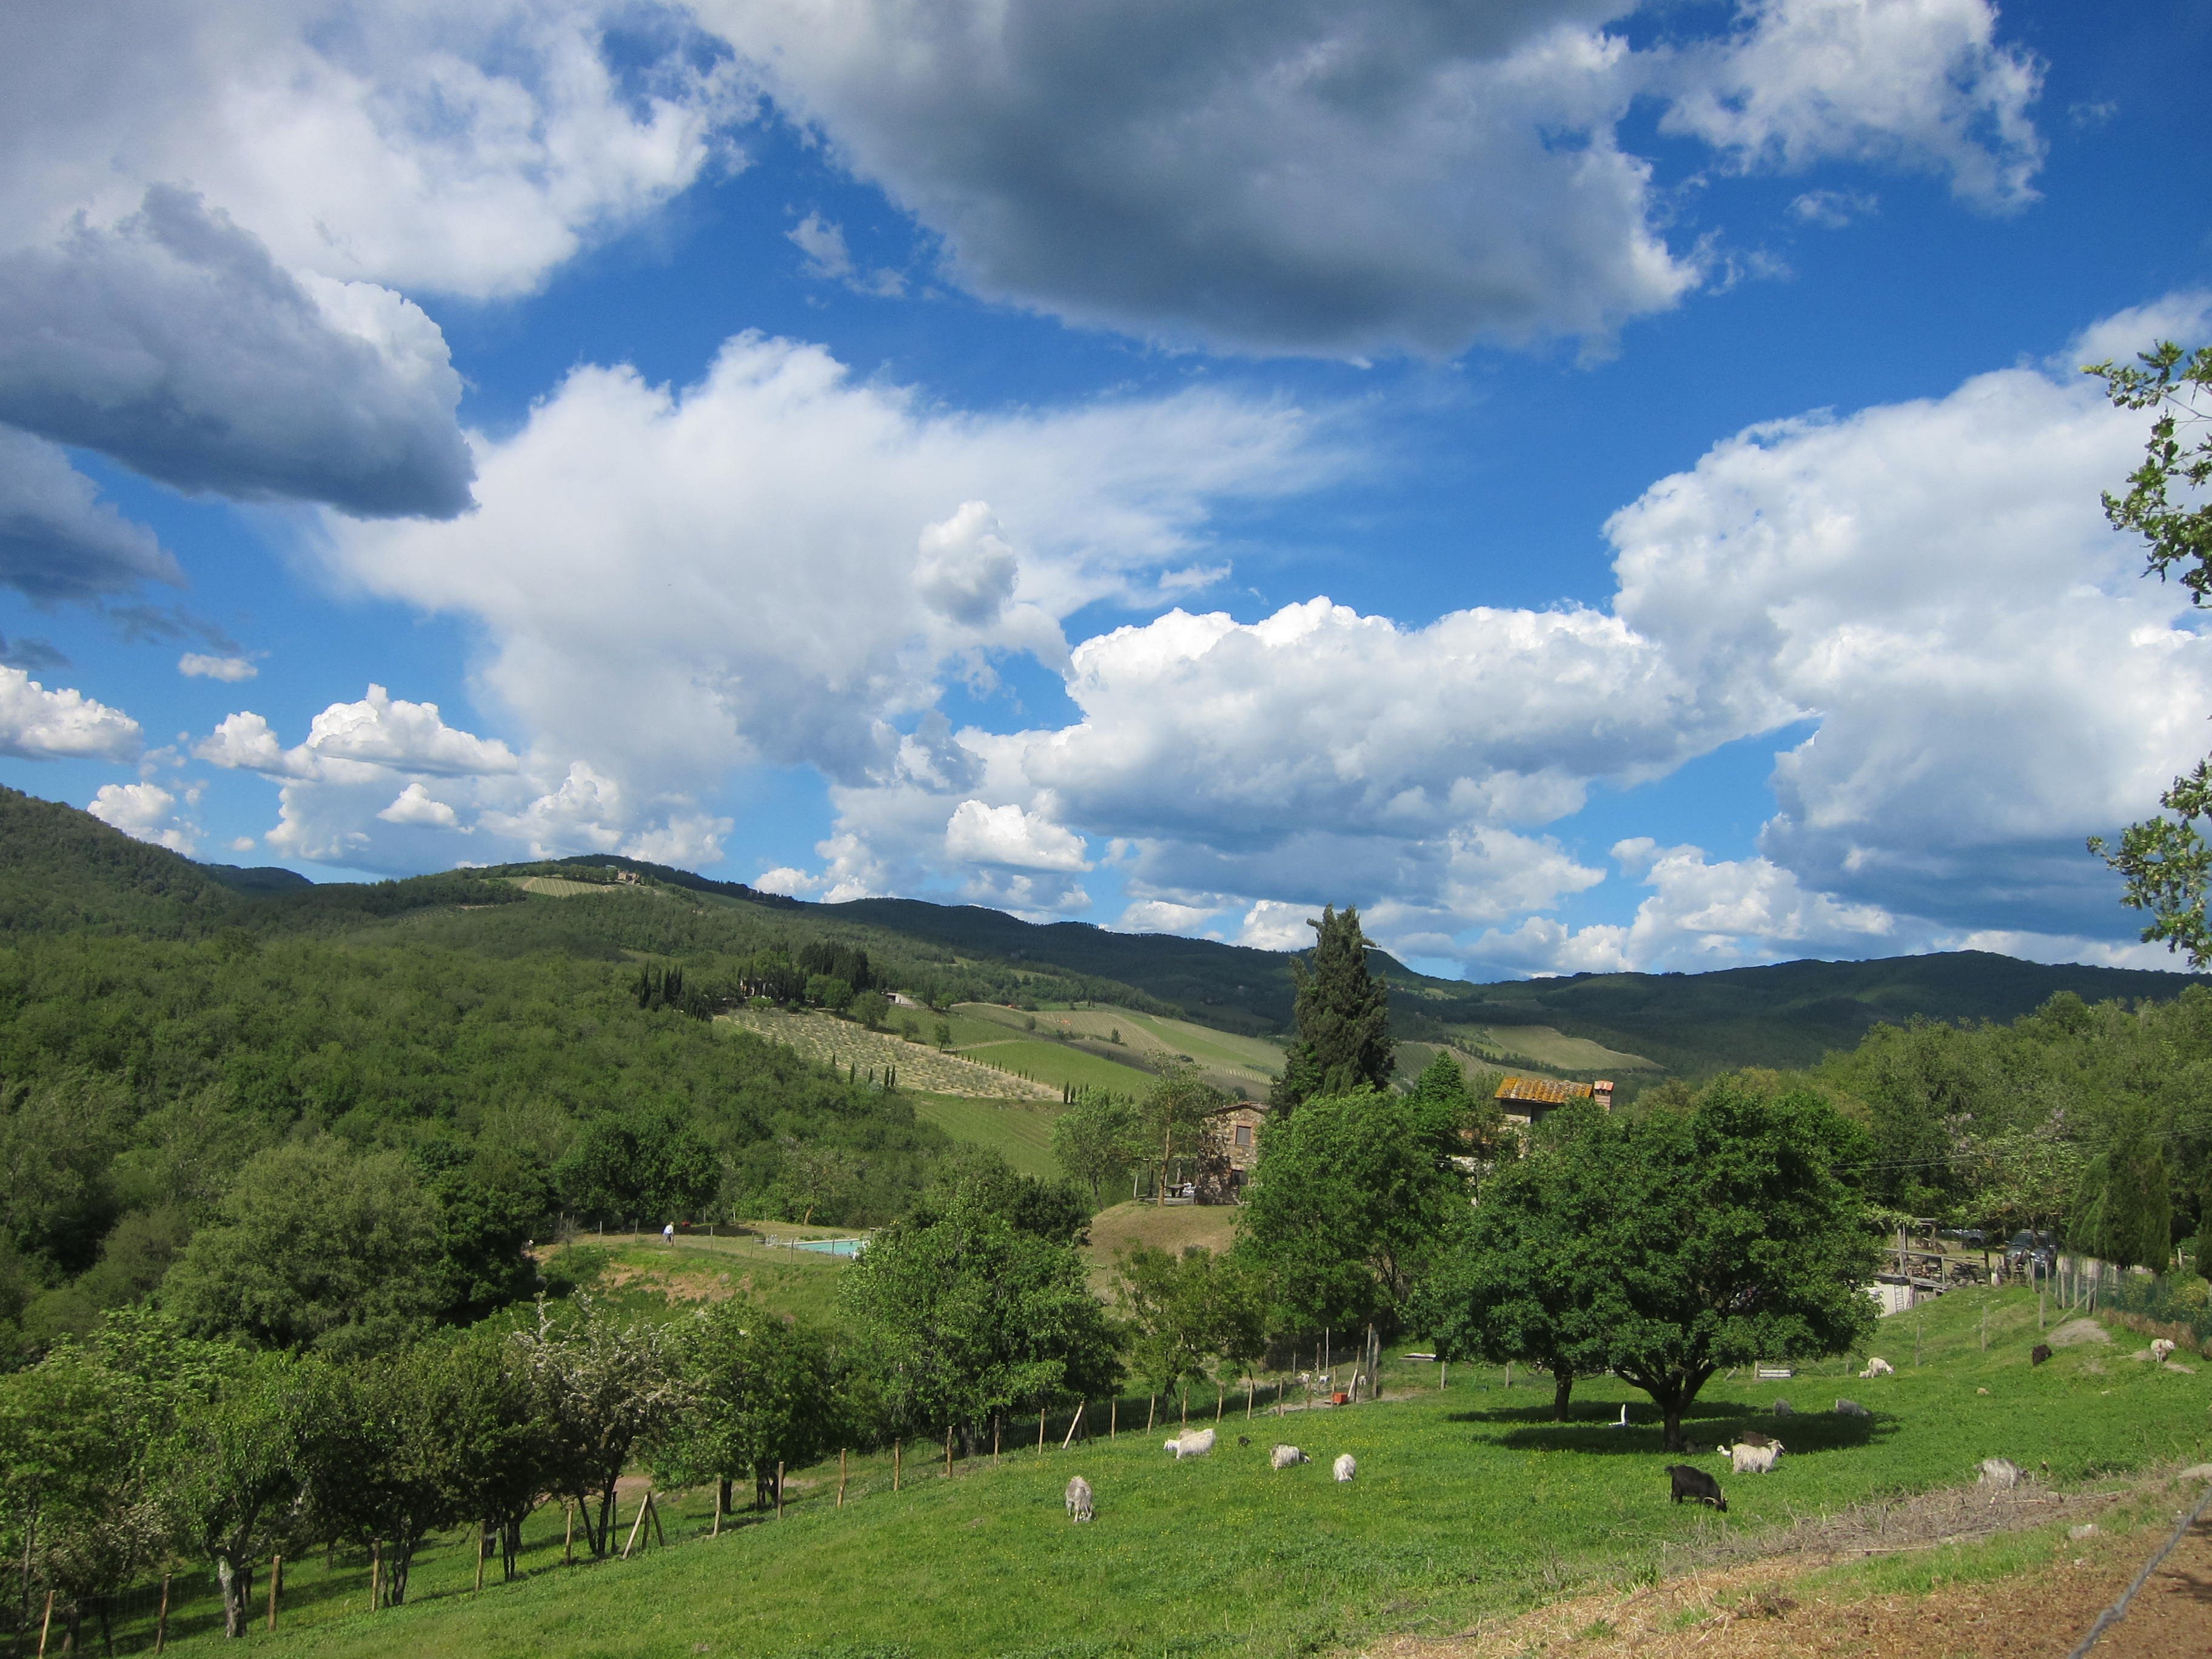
1272 904 1393 1112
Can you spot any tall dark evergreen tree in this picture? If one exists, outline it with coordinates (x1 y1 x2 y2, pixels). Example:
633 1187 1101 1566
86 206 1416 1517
1272 905 1393 1110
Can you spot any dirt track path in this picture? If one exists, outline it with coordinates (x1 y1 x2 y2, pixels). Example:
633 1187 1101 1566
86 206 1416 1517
1373 1484 2212 1659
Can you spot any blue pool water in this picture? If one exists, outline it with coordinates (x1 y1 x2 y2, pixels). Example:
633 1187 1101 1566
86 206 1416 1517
792 1237 866 1256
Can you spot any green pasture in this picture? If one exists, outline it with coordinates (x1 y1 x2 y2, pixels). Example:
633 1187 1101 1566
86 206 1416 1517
134 1289 2212 1659
951 1038 1162 1096
545 1233 853 1327
956 1003 1284 1095
908 1094 1065 1180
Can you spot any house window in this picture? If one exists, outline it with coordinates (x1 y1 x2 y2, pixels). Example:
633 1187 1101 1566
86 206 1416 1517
1233 1124 1253 1148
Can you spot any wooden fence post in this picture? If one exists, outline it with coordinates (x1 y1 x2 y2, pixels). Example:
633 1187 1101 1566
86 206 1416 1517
945 1426 954 1478
268 1555 282 1631
563 1503 575 1565
37 1588 53 1658
622 1493 652 1560
837 1449 849 1507
1215 1385 1224 1421
153 1575 171 1655
370 1543 381 1610
1110 1398 1117 1439
1146 1395 1156 1431
1036 1406 1045 1454
1061 1404 1082 1449
475 1524 488 1592
775 1465 785 1519
893 1439 902 1491
651 1493 666 1546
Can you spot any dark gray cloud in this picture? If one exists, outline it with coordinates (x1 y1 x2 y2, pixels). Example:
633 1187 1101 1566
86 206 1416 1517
0 187 474 517
715 0 2042 358
0 427 180 603
0 635 69 672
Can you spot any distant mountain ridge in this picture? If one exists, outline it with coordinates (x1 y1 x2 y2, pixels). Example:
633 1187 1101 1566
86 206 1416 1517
2 786 2202 1078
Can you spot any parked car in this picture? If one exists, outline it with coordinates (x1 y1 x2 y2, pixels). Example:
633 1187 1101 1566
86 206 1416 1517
2005 1230 2057 1273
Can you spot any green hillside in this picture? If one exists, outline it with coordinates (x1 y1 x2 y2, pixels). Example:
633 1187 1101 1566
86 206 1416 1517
122 1292 2210 1659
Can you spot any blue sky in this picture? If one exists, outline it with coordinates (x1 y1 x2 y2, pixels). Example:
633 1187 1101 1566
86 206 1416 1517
3 0 2208 977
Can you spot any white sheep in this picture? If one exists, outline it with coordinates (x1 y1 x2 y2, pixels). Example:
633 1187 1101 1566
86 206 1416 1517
2152 1338 2177 1364
1834 1398 1871 1418
1723 1442 1780 1475
1270 1443 1309 1469
1332 1453 1356 1483
1065 1475 1094 1522
1165 1428 1217 1460
1859 1357 1895 1378
1977 1456 2023 1490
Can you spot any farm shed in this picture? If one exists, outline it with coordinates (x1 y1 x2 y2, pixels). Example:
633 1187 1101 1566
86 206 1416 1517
1493 1076 1614 1129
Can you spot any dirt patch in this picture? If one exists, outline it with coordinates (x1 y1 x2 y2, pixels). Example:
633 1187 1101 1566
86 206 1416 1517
2048 1318 2113 1348
1369 1479 2187 1659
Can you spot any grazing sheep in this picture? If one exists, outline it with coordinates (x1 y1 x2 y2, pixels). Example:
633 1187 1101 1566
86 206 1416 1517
1065 1476 1094 1522
1858 1357 1895 1379
1772 1399 1793 1416
1978 1456 2023 1490
1270 1444 1310 1469
2031 1343 2053 1366
2152 1338 2177 1364
1726 1442 1780 1475
1332 1454 1356 1483
1236 1435 1252 1447
1165 1428 1217 1460
1665 1464 1728 1512
1834 1398 1871 1418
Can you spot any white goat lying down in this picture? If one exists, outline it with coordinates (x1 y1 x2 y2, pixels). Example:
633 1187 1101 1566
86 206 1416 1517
1065 1476 1094 1521
1270 1444 1309 1469
1332 1453 1356 1483
1165 1428 1217 1460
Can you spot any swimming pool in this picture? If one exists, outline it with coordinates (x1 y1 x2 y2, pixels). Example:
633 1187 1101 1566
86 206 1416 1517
789 1236 866 1256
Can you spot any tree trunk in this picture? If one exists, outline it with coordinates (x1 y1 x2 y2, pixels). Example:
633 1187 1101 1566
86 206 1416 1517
1552 1369 1574 1422
216 1555 254 1639
1662 1406 1684 1452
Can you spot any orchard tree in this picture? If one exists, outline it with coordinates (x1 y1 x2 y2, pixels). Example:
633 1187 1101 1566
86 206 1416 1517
1053 1091 1139 1203
837 1188 1118 1449
2086 341 2212 959
657 1304 841 1515
1236 1088 1462 1352
1134 1067 1224 1205
1577 1082 1877 1450
512 1295 688 1555
1273 906 1393 1110
161 1349 317 1637
1416 1104 1617 1421
554 1108 720 1231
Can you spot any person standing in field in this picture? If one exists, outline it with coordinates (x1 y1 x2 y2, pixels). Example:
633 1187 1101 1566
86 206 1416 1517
663 1222 676 1247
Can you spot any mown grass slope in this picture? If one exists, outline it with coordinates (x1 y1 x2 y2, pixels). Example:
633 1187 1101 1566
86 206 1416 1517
137 1288 2211 1659
907 1094 1065 1180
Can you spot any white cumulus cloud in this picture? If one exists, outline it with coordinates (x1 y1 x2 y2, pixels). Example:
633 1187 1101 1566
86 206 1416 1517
943 799 1090 871
179 654 258 682
87 780 197 854
0 667 143 762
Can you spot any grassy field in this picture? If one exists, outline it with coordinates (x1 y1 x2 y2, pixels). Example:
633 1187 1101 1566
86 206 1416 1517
949 1038 1163 1096
1082 1199 1241 1293
956 1003 1283 1097
543 1232 854 1326
1439 1024 1659 1074
719 1008 1057 1100
908 1093 1065 1180
125 1286 2212 1659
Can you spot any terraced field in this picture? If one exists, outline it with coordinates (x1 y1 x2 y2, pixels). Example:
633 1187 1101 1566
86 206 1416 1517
717 1008 1057 1099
